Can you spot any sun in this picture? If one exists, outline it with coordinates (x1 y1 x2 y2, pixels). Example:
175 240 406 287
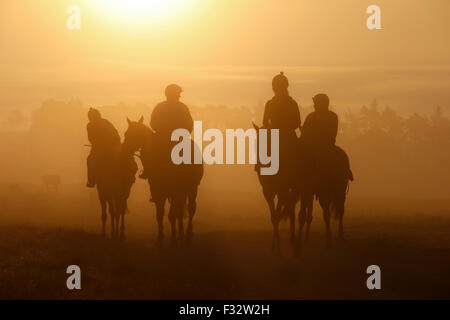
99 0 187 22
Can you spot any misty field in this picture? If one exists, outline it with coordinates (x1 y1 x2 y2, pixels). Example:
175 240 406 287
1 180 450 299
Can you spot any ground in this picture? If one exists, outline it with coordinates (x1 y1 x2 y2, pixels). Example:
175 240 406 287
1 220 450 299
1 182 450 299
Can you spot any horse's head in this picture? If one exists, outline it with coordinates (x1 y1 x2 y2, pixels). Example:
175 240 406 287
123 116 152 153
252 121 287 176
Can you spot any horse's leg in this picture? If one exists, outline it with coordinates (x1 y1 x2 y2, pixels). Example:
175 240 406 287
174 193 185 242
168 198 177 247
336 192 346 241
120 212 125 240
263 189 277 252
110 216 115 239
305 193 313 243
100 199 107 237
155 198 165 247
288 191 296 245
338 214 344 240
272 196 282 255
109 200 117 239
296 195 307 256
186 187 198 241
319 195 332 248
115 216 120 238
178 214 184 242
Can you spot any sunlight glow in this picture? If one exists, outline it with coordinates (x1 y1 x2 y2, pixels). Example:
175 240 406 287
99 0 187 22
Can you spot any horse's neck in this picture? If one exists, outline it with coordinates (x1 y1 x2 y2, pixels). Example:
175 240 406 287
141 126 155 149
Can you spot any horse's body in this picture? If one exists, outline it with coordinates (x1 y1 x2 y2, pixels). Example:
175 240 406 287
95 144 137 239
123 118 203 246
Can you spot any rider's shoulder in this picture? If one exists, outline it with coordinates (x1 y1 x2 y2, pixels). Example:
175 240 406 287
328 110 338 119
152 101 167 114
100 118 114 126
265 98 277 109
287 95 298 105
304 111 316 121
154 101 167 108
333 145 349 158
177 101 189 109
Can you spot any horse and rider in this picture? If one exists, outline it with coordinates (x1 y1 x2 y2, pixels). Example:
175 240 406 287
123 85 203 246
85 74 353 252
86 108 137 238
255 72 354 254
86 85 202 244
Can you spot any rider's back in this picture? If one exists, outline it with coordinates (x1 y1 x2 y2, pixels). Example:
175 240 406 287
87 118 121 149
150 100 193 137
301 110 338 148
263 95 300 134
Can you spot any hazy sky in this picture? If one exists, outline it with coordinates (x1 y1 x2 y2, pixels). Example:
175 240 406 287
1 0 450 118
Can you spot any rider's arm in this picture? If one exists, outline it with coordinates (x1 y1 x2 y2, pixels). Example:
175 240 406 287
290 100 301 131
183 104 194 133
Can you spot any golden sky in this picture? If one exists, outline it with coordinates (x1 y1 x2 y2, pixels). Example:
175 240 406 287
1 0 449 115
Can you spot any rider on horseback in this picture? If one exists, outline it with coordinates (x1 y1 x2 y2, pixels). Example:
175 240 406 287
262 72 301 181
301 94 337 148
150 84 194 138
86 107 121 188
300 94 353 181
139 84 194 185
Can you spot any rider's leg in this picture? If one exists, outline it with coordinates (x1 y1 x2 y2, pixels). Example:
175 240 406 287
86 151 96 187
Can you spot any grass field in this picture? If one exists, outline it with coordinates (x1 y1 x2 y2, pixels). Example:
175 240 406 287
1 181 450 299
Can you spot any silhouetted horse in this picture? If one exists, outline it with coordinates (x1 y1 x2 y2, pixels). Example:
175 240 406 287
123 117 203 246
295 143 353 253
94 143 137 239
253 123 297 254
